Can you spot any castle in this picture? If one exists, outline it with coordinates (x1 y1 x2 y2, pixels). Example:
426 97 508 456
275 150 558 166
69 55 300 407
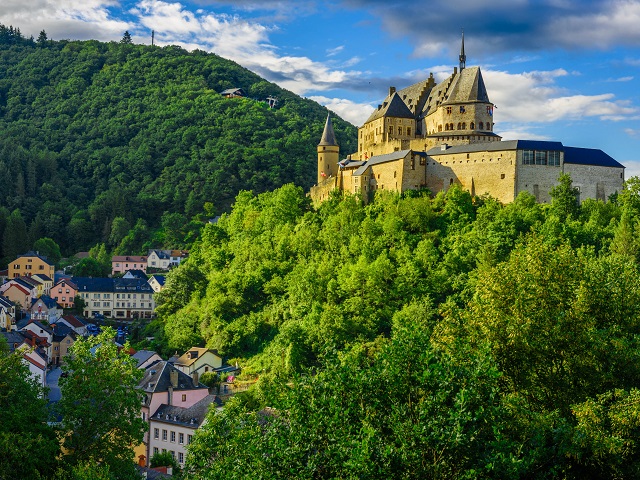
310 34 625 205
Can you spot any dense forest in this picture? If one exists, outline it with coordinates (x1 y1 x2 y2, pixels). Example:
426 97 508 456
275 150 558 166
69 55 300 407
0 25 356 264
145 176 640 478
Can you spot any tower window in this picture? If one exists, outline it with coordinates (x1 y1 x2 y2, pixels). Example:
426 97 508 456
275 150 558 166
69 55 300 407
457 122 461 130
446 107 452 114
479 122 484 130
470 122 475 129
398 127 403 135
407 127 411 136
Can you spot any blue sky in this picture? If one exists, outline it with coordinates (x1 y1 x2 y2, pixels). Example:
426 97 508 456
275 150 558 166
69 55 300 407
3 0 640 175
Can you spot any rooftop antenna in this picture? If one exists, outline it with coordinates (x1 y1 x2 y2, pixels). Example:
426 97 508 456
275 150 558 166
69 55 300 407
459 29 466 71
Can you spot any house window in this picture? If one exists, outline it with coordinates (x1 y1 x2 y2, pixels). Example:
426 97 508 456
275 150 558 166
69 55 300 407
178 452 184 464
398 127 403 135
548 151 561 166
154 428 159 439
154 447 159 455
170 431 176 442
179 433 184 444
170 451 175 459
535 151 547 165
162 429 167 441
182 394 186 402
187 435 193 444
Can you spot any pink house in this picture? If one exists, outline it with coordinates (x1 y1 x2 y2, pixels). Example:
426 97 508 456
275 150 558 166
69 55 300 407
51 279 78 309
137 361 209 466
112 256 148 275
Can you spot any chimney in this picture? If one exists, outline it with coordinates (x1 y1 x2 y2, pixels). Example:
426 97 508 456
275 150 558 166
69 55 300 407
168 386 173 405
170 369 178 388
441 143 448 151
389 86 396 96
193 371 199 385
453 67 457 75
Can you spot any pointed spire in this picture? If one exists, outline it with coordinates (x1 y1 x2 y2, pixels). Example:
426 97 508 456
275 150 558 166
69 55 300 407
318 114 338 147
459 30 466 71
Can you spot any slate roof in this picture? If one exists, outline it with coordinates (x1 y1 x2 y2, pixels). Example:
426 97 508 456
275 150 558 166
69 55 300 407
60 315 86 328
365 92 415 123
220 88 246 96
53 278 78 289
16 251 53 265
149 249 171 259
1 331 27 351
175 347 222 368
73 277 115 293
151 394 221 428
0 295 14 309
563 146 625 168
52 323 76 342
139 361 207 393
31 295 58 310
6 283 30 295
426 140 564 156
123 269 147 279
112 255 147 263
318 114 338 147
15 277 39 289
443 66 491 104
354 150 414 176
25 319 54 335
150 275 166 287
132 350 160 368
114 277 153 293
32 274 53 282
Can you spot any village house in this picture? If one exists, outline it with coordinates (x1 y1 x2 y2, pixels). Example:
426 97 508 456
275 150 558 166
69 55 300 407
8 251 55 279
51 323 76 365
220 87 246 98
2 331 48 387
1 282 32 312
174 347 223 376
51 314 88 336
30 295 62 324
148 275 166 293
135 361 210 467
148 394 220 467
132 350 163 369
112 255 148 275
0 296 16 331
147 250 188 271
21 319 54 364
73 277 155 319
51 278 78 308
32 273 53 296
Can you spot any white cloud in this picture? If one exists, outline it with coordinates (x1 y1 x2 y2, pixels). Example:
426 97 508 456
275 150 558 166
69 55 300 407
326 45 344 57
131 0 363 95
605 76 634 82
484 68 638 123
625 128 640 138
0 0 131 41
623 160 640 179
308 95 374 125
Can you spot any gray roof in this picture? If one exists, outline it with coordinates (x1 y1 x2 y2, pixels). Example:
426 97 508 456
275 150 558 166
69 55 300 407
1 331 27 351
139 361 208 393
426 140 624 169
354 150 412 176
150 394 220 428
444 66 490 104
132 350 159 368
16 251 53 265
318 114 338 147
365 91 415 123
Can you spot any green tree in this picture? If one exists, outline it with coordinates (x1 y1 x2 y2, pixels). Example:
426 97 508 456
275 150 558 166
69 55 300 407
33 237 62 264
150 450 179 470
3 209 28 263
0 338 60 479
36 29 47 46
58 328 146 478
550 173 580 220
120 31 132 44
108 217 130 249
73 257 108 277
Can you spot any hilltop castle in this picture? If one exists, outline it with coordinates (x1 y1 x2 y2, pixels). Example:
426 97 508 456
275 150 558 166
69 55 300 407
310 34 624 204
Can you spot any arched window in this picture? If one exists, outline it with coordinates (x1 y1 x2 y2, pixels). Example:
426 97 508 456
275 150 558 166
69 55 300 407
479 122 484 130
457 122 462 130
449 178 454 186
487 122 491 131
461 122 466 130
438 125 442 132
470 122 475 129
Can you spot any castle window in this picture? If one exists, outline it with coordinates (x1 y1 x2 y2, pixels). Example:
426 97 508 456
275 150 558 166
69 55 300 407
523 150 534 165
407 127 411 136
394 171 397 178
388 126 393 134
467 154 470 159
449 178 454 185
461 122 466 130
446 107 452 114
420 156 426 165
438 125 442 132
479 122 484 130
487 122 491 130
410 157 415 170
535 151 547 165
548 151 561 166
501 174 505 179
457 123 462 130
398 127 403 135
470 122 475 129
460 106 466 113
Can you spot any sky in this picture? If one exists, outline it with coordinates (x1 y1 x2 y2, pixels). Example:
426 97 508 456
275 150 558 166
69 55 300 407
2 0 640 175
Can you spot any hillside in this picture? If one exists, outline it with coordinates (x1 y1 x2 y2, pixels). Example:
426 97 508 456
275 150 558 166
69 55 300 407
154 180 640 477
0 28 357 260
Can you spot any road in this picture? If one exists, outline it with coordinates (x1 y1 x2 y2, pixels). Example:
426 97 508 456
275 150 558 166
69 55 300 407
47 366 62 403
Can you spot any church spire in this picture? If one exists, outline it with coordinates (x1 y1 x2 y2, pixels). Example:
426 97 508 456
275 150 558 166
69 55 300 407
459 30 466 71
318 113 338 146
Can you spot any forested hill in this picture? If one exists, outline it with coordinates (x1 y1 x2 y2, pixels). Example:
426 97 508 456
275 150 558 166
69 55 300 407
0 28 357 259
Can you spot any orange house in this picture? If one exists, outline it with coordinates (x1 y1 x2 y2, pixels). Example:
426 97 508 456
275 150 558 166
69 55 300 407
8 251 55 279
51 279 78 309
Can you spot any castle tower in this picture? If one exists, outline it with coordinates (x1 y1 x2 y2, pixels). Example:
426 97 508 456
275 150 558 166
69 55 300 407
318 114 339 184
